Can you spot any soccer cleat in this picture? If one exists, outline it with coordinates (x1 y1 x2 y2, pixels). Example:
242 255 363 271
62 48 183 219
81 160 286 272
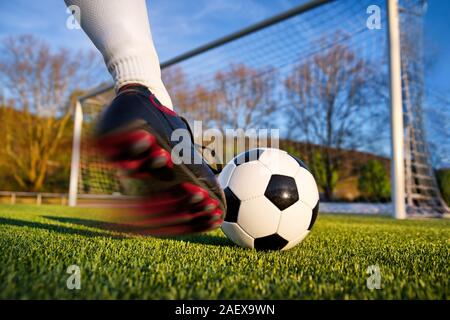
95 84 226 235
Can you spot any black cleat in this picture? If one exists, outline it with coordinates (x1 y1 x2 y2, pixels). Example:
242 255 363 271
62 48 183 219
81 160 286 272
95 84 226 235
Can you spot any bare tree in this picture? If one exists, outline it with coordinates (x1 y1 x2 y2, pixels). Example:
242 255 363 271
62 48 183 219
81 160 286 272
212 64 277 132
162 66 190 113
162 66 220 126
0 35 100 191
285 42 376 200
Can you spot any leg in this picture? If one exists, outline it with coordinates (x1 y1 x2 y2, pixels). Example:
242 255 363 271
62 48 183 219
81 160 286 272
65 0 173 109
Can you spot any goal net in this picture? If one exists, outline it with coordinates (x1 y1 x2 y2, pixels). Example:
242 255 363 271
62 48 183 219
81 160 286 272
71 0 449 217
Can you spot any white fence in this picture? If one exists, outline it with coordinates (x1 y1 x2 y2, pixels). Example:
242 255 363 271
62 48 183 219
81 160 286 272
0 191 68 205
319 203 392 215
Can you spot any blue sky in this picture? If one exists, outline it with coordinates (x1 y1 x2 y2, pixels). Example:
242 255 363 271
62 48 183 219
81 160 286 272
0 0 449 91
0 0 304 59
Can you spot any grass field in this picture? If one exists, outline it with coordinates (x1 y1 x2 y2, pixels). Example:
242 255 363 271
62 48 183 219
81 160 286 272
0 204 448 299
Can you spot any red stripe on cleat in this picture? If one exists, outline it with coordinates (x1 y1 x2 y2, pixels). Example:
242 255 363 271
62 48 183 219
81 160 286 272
97 130 155 159
189 198 219 213
149 148 172 169
129 135 154 156
181 183 209 203
114 157 149 170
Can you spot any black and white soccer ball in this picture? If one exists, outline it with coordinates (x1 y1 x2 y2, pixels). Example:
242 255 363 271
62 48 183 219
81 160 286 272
219 148 319 250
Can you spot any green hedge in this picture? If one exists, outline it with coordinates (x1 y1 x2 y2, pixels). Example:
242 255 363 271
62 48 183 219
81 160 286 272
436 168 450 206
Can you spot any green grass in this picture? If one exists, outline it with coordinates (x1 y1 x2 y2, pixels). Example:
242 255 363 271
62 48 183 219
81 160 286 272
0 204 448 299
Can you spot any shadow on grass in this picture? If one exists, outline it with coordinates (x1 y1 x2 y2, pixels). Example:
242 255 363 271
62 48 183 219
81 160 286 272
43 216 233 247
0 217 124 239
171 233 234 247
44 216 121 231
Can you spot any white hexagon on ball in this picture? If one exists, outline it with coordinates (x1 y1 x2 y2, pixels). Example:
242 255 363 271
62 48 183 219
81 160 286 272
283 231 310 251
237 196 281 238
277 201 313 241
221 221 254 249
258 148 300 176
228 161 272 201
294 167 319 209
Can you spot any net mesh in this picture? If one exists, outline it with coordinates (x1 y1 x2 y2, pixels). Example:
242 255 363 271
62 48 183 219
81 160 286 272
78 90 120 195
77 0 449 215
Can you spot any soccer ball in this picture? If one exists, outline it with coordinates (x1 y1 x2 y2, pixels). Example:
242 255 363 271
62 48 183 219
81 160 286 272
219 148 319 250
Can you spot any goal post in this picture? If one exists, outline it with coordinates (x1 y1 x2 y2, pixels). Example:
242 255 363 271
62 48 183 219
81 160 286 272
68 100 83 207
69 85 114 207
387 0 406 219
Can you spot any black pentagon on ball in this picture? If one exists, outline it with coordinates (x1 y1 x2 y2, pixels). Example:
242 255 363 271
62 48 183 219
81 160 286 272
289 154 310 171
308 201 319 230
254 233 289 251
234 148 265 166
223 187 240 223
264 174 299 211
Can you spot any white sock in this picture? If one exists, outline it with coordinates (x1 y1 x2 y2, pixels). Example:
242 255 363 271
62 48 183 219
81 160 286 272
65 0 173 109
